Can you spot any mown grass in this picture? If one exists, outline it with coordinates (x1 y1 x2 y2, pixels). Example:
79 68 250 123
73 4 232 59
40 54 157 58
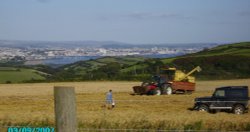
0 80 249 131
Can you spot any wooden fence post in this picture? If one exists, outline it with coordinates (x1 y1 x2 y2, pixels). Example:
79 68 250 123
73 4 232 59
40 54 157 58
54 86 77 132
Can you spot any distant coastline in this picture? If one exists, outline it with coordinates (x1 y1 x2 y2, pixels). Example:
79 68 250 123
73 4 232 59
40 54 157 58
24 60 45 65
24 56 100 65
24 54 183 66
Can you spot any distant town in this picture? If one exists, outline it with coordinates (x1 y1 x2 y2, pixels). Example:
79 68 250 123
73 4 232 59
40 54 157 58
0 46 203 61
0 40 218 64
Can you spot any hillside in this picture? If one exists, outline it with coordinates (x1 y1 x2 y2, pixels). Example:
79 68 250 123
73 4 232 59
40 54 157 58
186 42 250 57
0 67 46 83
50 42 250 81
1 42 249 83
52 56 146 81
172 42 250 79
122 42 250 80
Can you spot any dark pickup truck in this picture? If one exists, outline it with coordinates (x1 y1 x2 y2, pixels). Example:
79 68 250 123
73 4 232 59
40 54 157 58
193 86 249 114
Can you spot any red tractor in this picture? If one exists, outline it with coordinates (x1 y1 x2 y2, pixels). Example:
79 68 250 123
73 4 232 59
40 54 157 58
133 66 201 95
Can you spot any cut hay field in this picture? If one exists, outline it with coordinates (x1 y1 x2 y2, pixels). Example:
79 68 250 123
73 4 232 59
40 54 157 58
0 79 250 131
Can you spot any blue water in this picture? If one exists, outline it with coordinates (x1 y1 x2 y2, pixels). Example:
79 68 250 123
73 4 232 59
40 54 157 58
43 54 183 65
43 56 100 65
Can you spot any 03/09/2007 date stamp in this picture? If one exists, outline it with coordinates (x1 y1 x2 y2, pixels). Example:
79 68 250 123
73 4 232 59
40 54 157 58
8 127 54 132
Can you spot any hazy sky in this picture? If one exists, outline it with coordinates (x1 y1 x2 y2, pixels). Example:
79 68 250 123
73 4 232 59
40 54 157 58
1 0 250 44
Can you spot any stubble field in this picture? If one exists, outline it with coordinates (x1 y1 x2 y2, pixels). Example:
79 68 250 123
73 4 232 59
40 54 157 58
0 79 250 131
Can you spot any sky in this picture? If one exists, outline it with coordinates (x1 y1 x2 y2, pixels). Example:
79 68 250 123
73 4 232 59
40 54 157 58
0 0 250 44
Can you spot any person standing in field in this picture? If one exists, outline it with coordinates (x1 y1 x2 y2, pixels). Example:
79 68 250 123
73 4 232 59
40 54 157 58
106 89 115 109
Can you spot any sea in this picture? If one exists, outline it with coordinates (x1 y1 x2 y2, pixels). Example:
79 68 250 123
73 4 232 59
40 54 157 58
25 53 183 66
43 56 100 65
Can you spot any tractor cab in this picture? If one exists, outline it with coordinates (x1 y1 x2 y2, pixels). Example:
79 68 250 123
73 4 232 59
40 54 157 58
151 75 166 86
153 66 190 86
160 67 176 82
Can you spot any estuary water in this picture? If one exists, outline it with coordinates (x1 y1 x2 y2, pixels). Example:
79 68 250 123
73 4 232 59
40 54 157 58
24 53 183 66
43 56 100 65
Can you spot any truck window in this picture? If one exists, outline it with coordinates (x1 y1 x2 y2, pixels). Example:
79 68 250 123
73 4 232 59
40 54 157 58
226 89 246 98
214 90 225 97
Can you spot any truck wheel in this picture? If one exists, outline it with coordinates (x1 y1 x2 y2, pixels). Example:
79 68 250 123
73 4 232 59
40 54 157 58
198 104 209 112
166 86 173 95
233 105 245 115
154 88 161 95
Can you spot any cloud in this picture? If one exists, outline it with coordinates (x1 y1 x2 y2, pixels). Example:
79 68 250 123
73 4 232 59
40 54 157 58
126 12 192 20
98 12 194 21
238 11 250 16
37 0 50 3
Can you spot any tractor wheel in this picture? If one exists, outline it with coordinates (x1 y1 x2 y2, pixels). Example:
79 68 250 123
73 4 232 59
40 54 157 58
162 84 172 95
146 90 153 95
166 85 173 95
154 88 161 95
161 84 168 94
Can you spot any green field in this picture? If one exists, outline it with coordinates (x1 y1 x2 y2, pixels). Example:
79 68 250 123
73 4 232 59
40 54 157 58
120 42 250 80
1 42 249 82
186 42 250 57
51 42 250 81
61 56 146 75
0 67 45 83
160 42 250 62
